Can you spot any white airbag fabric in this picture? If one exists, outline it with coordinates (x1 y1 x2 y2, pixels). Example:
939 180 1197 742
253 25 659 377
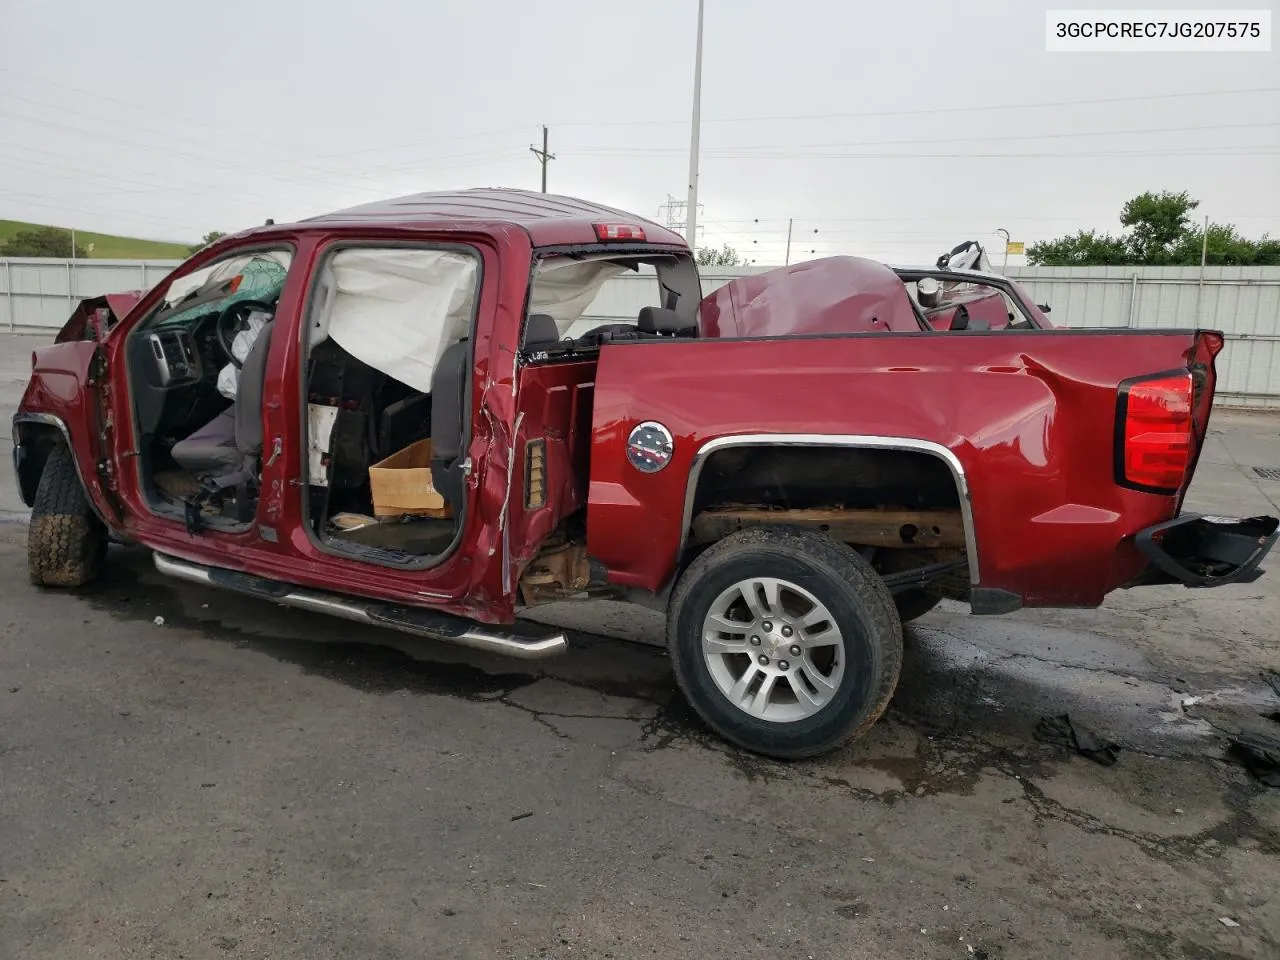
529 258 626 335
216 310 270 401
322 249 478 393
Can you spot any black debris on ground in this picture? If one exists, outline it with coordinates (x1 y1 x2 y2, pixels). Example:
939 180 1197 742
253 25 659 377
1034 714 1121 767
1263 669 1280 699
1228 734 1280 788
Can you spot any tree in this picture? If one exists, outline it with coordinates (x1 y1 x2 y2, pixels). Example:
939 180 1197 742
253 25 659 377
1120 190 1197 264
1170 223 1280 267
0 226 86 258
1023 229 1128 266
188 230 227 255
1028 190 1280 266
696 243 744 266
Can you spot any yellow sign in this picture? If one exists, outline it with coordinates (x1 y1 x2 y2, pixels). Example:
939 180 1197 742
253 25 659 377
1005 241 1025 255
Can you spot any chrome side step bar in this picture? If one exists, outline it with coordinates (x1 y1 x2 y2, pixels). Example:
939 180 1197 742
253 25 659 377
153 552 568 660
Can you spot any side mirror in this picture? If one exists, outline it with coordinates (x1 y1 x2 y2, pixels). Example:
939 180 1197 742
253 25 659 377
951 305 970 331
1037 303 1052 313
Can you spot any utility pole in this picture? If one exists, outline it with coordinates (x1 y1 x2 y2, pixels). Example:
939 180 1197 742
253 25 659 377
530 125 555 193
785 218 794 266
70 227 76 260
685 0 705 247
1197 214 1209 323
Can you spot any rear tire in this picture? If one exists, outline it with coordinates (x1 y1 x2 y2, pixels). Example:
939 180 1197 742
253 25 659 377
28 444 108 588
894 589 942 624
667 527 903 760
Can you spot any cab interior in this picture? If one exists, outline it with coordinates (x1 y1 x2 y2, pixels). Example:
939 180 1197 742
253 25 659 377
124 249 293 530
124 242 702 569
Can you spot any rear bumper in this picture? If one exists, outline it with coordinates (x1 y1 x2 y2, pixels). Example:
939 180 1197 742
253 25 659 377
1134 514 1279 587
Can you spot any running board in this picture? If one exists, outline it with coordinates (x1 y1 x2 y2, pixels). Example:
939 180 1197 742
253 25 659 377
152 552 568 660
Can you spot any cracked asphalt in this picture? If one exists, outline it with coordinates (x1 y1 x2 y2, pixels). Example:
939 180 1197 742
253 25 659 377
2 333 1280 959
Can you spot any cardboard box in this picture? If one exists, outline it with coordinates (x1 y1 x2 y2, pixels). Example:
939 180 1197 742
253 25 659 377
368 438 452 518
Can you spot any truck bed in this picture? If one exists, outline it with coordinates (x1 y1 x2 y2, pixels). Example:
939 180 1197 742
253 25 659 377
587 327 1227 608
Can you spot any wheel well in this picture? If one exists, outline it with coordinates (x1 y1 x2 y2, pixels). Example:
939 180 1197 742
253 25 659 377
14 422 64 507
680 444 973 598
691 445 961 515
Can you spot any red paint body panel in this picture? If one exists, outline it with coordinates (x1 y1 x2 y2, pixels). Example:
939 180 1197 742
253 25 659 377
506 360 597 575
586 330 1212 607
698 258 921 337
54 291 144 343
19 340 113 514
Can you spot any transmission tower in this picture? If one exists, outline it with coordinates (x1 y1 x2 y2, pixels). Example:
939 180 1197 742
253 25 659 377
657 194 703 242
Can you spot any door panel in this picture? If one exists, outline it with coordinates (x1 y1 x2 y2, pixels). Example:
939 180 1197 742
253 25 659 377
506 359 597 572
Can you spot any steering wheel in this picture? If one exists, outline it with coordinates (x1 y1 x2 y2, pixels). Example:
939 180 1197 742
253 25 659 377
215 299 275 368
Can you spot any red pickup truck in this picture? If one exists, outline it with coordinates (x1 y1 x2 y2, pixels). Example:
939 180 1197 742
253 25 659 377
13 189 1277 759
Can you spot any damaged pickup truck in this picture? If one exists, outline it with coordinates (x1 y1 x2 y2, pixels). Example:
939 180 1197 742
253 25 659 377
13 188 1278 759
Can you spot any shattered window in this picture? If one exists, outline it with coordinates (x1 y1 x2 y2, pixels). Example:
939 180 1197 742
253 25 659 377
156 252 292 327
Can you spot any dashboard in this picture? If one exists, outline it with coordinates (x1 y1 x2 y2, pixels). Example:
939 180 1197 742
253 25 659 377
141 313 227 390
146 328 203 387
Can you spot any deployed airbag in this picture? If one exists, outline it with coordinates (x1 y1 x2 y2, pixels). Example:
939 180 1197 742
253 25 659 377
528 258 627 335
321 249 479 393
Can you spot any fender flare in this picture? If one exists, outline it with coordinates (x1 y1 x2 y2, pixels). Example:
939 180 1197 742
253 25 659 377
11 412 109 525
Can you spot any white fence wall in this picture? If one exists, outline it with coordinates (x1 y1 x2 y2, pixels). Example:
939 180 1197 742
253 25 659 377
1004 265 1280 408
0 258 180 331
4 258 1279 407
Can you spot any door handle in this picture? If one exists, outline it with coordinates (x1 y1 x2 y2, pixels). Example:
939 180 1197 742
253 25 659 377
265 436 282 467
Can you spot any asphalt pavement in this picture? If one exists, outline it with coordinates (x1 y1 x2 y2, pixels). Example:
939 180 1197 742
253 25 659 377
2 332 1279 959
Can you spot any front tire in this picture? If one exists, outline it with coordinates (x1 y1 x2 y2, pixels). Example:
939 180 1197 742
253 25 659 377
667 528 903 760
28 444 108 587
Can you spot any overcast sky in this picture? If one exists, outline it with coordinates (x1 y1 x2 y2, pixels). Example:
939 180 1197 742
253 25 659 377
1 0 1276 264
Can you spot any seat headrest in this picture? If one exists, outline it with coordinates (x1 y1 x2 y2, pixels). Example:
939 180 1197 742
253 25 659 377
523 313 561 348
638 306 695 337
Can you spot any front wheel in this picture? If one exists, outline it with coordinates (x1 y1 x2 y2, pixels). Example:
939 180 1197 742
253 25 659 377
667 528 903 760
28 444 108 587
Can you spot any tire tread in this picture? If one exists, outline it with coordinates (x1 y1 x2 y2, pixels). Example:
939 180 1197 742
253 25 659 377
667 526 903 759
28 444 107 588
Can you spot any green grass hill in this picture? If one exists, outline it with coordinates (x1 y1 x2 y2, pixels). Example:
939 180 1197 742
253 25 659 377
0 220 191 259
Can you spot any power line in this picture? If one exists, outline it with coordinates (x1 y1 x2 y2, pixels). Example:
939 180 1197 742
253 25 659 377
568 147 1280 161
0 111 529 199
708 213 1280 223
562 120 1280 155
0 68 530 164
0 190 201 235
552 86 1280 128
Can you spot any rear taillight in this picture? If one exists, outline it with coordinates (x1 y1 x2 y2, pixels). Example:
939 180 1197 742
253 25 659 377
1116 371 1194 494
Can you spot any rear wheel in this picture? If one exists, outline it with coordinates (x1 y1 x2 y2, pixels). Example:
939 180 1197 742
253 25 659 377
894 588 942 623
28 444 107 587
667 528 903 759
877 550 944 624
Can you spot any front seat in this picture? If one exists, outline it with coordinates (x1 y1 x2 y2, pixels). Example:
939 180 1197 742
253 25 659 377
430 338 469 509
171 323 272 480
